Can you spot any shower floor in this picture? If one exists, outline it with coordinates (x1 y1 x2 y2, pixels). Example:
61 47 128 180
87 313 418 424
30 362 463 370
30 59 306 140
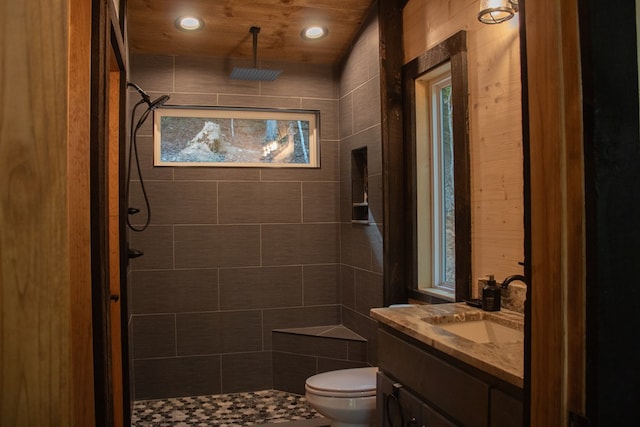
131 389 328 427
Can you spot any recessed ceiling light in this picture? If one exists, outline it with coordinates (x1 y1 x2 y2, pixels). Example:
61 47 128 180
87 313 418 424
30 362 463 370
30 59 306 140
301 26 328 40
176 16 203 31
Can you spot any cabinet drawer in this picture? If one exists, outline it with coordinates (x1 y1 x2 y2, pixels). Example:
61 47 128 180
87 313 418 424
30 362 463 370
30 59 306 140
378 372 456 427
378 329 489 427
490 388 523 427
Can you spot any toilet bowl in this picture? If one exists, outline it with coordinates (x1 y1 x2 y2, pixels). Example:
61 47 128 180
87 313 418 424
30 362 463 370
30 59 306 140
305 366 378 427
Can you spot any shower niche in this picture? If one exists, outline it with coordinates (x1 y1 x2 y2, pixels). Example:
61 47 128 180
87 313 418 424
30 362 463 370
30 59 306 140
351 147 369 224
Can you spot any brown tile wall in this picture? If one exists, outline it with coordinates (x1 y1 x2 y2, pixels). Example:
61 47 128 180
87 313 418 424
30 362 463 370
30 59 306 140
127 54 343 400
338 10 384 367
127 9 383 401
272 332 368 394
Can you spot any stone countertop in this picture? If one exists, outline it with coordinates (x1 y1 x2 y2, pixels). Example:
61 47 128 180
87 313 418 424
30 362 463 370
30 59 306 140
370 303 524 388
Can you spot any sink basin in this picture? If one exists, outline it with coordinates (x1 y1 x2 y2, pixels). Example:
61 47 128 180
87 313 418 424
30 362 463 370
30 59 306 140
435 320 523 344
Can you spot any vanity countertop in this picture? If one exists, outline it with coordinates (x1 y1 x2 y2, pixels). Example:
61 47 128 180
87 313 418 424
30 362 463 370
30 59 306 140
370 303 524 388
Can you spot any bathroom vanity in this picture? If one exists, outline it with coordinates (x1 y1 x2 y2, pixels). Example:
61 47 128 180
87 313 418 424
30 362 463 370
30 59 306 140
371 303 524 427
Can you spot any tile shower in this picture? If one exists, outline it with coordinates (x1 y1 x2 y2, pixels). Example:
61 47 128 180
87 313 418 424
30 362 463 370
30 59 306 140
127 7 382 414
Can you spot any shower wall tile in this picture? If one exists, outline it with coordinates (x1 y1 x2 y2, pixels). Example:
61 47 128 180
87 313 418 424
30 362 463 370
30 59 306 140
339 175 352 223
174 225 261 268
340 36 370 97
365 16 381 77
367 174 384 225
128 226 174 270
342 307 379 366
129 136 174 180
340 265 356 309
174 56 259 95
219 266 303 310
164 92 219 106
301 98 339 141
260 62 338 99
131 269 218 314
262 223 339 265
353 77 382 134
302 181 340 223
131 109 154 136
221 352 273 393
339 93 354 139
141 180 218 225
131 314 176 358
272 352 317 395
218 182 302 224
354 269 384 317
218 94 301 109
348 340 368 362
129 54 175 93
340 225 374 270
303 264 340 306
174 167 260 182
129 46 348 399
370 222 384 274
176 310 262 355
133 355 222 400
317 358 367 374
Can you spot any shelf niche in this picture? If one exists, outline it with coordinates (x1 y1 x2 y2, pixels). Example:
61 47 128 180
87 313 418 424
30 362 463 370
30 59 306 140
351 147 369 224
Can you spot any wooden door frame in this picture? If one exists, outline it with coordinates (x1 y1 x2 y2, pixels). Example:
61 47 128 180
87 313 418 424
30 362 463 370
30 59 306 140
91 0 129 424
108 19 130 426
522 0 586 424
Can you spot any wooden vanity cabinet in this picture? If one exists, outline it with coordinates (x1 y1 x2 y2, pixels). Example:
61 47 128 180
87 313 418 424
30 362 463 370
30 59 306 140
378 371 457 427
377 325 523 427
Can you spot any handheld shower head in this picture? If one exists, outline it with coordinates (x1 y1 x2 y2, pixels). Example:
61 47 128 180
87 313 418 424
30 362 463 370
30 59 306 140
149 94 170 110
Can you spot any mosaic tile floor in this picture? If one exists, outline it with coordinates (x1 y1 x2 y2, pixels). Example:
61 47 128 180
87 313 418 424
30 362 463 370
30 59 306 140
131 389 327 427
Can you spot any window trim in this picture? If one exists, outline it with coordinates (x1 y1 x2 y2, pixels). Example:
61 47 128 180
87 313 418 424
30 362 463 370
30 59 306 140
403 30 471 303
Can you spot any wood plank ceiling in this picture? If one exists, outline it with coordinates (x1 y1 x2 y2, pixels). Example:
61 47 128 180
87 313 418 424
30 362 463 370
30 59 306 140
126 0 375 65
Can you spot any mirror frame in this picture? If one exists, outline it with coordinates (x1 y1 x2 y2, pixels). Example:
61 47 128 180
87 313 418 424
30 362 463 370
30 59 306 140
402 30 471 303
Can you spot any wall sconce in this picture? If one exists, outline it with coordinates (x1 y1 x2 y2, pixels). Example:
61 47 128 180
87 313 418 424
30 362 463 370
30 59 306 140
478 0 519 24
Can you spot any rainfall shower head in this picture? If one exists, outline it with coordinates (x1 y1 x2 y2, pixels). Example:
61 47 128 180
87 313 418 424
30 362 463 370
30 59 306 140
230 27 282 81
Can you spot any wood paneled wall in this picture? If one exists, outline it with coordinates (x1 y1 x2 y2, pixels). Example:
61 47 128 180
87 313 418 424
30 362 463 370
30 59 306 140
0 0 95 425
403 0 524 293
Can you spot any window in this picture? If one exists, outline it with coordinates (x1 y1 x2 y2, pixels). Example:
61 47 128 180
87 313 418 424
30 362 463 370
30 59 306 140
416 64 455 294
403 31 470 303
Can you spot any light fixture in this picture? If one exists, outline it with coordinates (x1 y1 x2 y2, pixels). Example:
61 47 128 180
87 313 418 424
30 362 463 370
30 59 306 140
301 26 328 40
175 16 203 31
478 0 518 24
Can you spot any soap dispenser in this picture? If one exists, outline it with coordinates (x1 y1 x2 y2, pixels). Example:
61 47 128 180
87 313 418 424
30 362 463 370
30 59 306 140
482 275 501 311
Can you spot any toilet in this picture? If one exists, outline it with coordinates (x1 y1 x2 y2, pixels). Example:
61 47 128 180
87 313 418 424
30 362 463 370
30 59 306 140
305 366 378 427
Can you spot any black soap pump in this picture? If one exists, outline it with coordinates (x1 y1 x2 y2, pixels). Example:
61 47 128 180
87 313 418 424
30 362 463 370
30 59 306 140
482 275 501 311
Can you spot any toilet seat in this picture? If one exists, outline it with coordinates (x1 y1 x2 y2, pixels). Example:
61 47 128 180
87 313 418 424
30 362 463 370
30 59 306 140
305 367 378 398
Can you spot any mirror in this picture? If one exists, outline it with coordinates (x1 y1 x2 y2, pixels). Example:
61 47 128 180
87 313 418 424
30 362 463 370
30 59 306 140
396 1 525 305
403 31 471 303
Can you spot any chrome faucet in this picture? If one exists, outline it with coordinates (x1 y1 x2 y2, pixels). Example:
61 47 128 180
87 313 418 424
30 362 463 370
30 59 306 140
500 274 527 289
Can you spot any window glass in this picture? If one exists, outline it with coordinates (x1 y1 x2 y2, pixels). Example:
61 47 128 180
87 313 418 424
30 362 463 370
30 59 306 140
416 63 454 293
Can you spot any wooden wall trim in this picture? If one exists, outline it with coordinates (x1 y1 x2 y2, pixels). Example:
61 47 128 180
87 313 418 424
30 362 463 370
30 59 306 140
91 0 114 423
379 0 407 305
69 0 97 425
524 0 585 424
